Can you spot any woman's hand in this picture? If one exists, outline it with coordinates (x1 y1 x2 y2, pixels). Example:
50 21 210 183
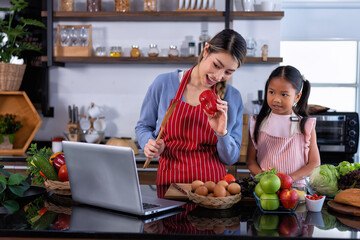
205 97 228 137
144 139 165 158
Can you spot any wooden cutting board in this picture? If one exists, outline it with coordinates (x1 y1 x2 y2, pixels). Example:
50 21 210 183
327 200 360 216
164 183 191 200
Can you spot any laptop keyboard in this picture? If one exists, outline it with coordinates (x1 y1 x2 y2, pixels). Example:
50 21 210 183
143 202 160 210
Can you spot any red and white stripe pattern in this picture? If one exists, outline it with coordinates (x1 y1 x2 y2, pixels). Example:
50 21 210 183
156 67 226 185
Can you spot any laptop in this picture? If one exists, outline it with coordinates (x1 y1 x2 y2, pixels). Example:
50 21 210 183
62 141 185 216
70 204 184 233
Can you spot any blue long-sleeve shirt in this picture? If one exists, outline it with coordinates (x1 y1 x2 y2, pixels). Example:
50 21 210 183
135 69 244 165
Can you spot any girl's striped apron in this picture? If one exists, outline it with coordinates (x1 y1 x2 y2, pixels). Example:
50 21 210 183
253 112 315 185
156 67 226 185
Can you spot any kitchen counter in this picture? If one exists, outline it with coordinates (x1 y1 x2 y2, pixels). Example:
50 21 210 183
0 185 359 240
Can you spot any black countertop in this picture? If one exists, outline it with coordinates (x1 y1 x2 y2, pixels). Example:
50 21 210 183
0 185 359 240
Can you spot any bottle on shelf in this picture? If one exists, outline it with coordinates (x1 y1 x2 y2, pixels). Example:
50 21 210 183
130 45 141 57
87 0 102 12
188 42 196 57
60 0 73 11
198 29 211 55
144 0 157 11
168 45 179 57
110 46 122 57
148 44 159 57
114 0 130 12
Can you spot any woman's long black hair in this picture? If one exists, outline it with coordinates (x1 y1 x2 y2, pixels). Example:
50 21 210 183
253 65 311 143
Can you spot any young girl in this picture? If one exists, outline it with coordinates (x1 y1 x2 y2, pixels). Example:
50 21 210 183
246 65 320 183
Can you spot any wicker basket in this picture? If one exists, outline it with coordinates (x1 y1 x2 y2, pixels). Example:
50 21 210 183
0 62 26 91
44 180 71 196
188 191 241 209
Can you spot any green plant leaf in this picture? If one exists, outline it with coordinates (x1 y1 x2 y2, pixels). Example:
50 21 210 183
2 199 20 213
21 17 46 29
9 184 29 197
8 173 27 185
0 182 6 194
0 165 11 177
17 42 41 52
0 174 7 184
20 179 30 189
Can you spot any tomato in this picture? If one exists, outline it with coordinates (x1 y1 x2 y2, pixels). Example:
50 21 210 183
306 194 323 200
58 164 69 182
53 213 71 230
222 174 236 184
39 207 47 216
199 90 218 116
260 174 281 194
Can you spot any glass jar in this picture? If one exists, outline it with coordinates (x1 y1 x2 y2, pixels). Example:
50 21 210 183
110 46 122 57
130 45 141 57
188 42 195 57
95 46 106 56
198 29 211 55
168 45 179 57
144 0 157 11
60 0 73 11
148 44 159 57
87 0 101 12
115 0 130 12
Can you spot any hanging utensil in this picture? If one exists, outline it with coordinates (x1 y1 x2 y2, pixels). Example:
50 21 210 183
143 100 178 169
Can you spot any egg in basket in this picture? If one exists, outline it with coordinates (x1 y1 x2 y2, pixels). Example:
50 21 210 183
188 178 242 209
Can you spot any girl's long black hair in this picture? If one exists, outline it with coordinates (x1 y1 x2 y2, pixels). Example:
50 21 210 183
253 65 311 143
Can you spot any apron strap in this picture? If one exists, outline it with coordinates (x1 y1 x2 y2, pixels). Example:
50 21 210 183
174 66 195 101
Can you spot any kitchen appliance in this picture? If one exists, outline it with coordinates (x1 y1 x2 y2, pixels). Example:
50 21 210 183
311 112 359 164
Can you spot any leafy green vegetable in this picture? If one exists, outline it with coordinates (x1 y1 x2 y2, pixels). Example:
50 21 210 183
336 161 360 176
254 168 278 181
26 143 53 185
309 164 340 197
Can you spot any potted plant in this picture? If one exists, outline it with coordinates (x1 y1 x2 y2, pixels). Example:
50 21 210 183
0 165 30 213
0 114 22 150
0 0 45 91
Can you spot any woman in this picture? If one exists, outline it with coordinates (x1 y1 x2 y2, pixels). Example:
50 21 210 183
135 29 247 185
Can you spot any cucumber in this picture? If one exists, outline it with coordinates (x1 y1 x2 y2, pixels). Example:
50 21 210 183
32 153 59 181
32 211 58 230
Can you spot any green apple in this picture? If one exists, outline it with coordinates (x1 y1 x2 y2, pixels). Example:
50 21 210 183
260 193 280 211
260 174 281 194
255 183 265 198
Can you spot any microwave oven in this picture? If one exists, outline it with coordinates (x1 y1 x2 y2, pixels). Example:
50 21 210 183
311 112 359 163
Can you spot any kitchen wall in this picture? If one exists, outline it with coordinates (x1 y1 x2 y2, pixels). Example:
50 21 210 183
33 0 282 141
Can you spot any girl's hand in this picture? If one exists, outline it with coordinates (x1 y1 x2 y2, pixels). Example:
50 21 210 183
144 139 165 158
204 97 228 137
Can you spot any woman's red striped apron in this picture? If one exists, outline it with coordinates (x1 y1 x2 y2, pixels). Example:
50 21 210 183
156 67 226 185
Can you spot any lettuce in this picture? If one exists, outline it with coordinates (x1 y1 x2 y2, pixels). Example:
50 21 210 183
309 164 340 197
337 161 360 176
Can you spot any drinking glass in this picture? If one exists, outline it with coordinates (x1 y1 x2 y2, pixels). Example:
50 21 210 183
70 27 79 46
79 27 88 46
60 27 70 46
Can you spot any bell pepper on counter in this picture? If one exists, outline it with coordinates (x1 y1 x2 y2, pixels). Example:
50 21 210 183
199 90 218 116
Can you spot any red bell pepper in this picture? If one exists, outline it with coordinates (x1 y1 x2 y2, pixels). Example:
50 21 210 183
53 153 66 170
199 90 218 116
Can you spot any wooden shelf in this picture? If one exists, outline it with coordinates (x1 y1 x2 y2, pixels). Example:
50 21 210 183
41 56 282 64
41 11 284 21
231 11 284 20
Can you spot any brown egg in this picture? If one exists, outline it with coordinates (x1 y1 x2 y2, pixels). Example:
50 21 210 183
227 223 240 231
204 181 216 193
195 185 208 196
213 184 226 197
228 182 241 195
217 180 229 189
191 180 204 191
226 190 231 196
208 193 215 197
213 225 226 234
